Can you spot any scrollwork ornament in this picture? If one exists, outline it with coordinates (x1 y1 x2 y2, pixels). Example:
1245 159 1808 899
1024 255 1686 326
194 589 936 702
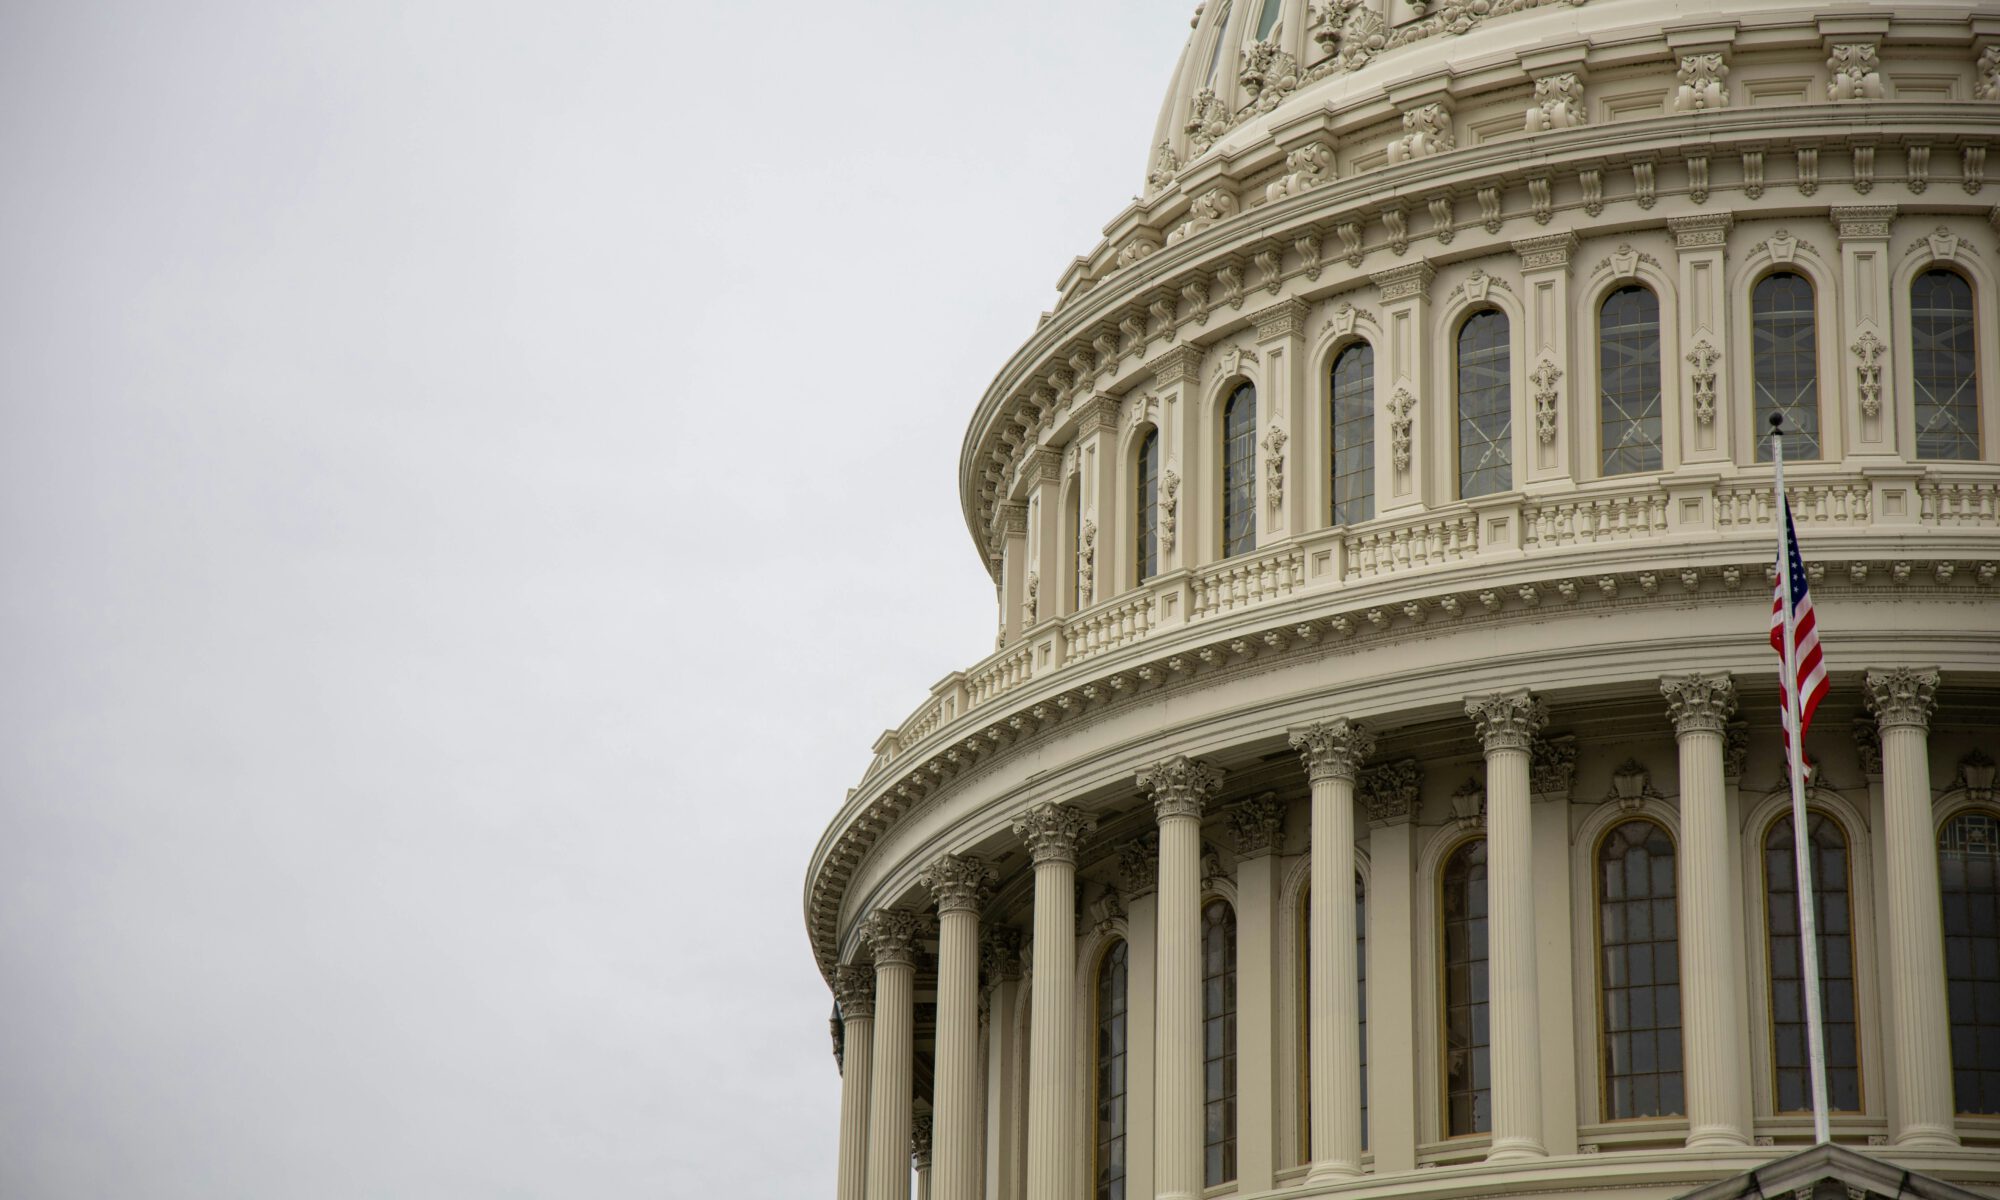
1290 718 1375 782
1139 754 1225 822
1673 53 1729 112
1467 691 1547 752
918 852 995 915
1022 572 1039 626
1864 666 1940 732
1262 426 1288 510
1662 672 1737 735
1978 45 2000 102
1011 801 1098 865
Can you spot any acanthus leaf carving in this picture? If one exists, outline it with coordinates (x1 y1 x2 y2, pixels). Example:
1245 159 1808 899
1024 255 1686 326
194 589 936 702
1266 141 1335 203
1227 792 1286 857
1261 425 1288 511
1530 358 1563 445
1139 754 1225 822
1160 469 1181 551
1359 758 1423 826
1978 45 2000 102
1685 340 1720 426
1827 43 1885 102
1852 331 1886 418
1527 72 1586 131
1387 102 1454 163
1672 53 1729 112
1388 388 1416 471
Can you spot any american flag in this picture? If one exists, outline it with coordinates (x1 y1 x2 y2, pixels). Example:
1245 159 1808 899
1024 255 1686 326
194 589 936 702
1769 500 1830 766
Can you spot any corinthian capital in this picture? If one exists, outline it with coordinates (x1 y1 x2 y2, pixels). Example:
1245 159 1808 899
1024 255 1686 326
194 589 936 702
859 908 928 967
1360 758 1423 826
1290 718 1376 782
919 853 995 914
833 962 876 1019
979 926 1024 985
1139 754 1225 822
1011 802 1097 865
1227 792 1286 856
1662 673 1737 736
1467 690 1547 752
1866 667 1941 732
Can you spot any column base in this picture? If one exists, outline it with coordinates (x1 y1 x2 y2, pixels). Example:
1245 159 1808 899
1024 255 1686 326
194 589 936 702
1485 1138 1547 1164
1893 1127 1962 1149
1304 1160 1363 1185
1685 1127 1752 1150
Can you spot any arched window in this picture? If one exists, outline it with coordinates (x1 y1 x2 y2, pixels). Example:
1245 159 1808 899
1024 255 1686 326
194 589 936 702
1203 899 1238 1186
1753 273 1821 461
1331 343 1375 524
1940 810 2000 1113
1095 939 1130 1200
1223 383 1258 558
1136 429 1161 582
1764 812 1861 1111
1456 311 1512 499
1599 287 1664 475
1254 0 1283 40
1298 874 1369 1159
1442 838 1491 1136
1598 820 1683 1118
1912 269 1980 461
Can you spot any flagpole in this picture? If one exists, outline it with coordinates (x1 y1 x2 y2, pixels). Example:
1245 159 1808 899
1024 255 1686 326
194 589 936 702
1771 411 1832 1144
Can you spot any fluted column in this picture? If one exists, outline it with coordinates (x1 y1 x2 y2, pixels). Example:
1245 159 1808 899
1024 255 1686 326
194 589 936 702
1662 674 1751 1147
836 964 878 1200
1867 667 1959 1147
920 854 992 1200
912 1113 934 1200
1290 720 1375 1180
980 928 1025 1200
1467 691 1547 1162
1141 755 1224 1200
863 910 927 1200
1012 802 1096 1200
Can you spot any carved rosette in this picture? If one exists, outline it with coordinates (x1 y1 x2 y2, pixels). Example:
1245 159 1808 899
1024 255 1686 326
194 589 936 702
1852 716 1883 777
1467 691 1547 753
1359 758 1423 825
834 962 876 1020
1865 667 1941 732
1228 792 1286 856
919 852 994 915
860 908 929 967
1290 718 1376 782
1662 672 1737 735
1140 754 1225 822
1530 733 1578 798
1011 801 1098 865
979 926 1025 986
1118 832 1160 896
911 1112 933 1169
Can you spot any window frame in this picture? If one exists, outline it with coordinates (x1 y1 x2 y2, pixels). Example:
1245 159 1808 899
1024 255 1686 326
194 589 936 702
1592 817 1685 1122
1438 835 1492 1138
1746 268 1827 464
1908 266 1982 462
1093 936 1131 1200
1329 340 1376 526
1453 308 1513 501
1221 381 1258 559
1595 285 1667 478
1936 801 2000 1116
1758 806 1866 1116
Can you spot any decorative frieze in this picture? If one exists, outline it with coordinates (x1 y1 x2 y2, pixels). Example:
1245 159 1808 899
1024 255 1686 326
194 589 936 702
1668 214 1731 251
1833 205 1896 242
861 908 929 967
1139 754 1225 821
1011 801 1098 865
1663 673 1736 734
1253 297 1311 341
1527 72 1586 131
1291 718 1376 782
1360 758 1422 825
920 853 995 914
1228 792 1286 857
1826 43 1884 102
834 962 876 1019
1514 231 1578 272
1672 53 1729 112
1468 691 1547 752
1146 343 1203 387
1864 666 1940 731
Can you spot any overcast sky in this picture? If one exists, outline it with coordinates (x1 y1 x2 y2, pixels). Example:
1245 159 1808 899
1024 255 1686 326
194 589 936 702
0 3 1187 1196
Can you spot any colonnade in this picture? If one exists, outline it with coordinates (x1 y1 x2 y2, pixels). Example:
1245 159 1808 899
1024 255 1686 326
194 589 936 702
830 668 1957 1199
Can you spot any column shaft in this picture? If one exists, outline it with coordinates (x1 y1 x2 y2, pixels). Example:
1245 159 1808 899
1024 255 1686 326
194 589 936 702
1469 692 1547 1163
1026 857 1077 1199
867 960 916 1200
838 1013 876 1200
1309 771 1363 1177
933 907 980 1200
1156 808 1203 1199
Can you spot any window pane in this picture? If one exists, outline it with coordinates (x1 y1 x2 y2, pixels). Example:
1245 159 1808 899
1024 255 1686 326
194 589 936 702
1331 344 1375 524
1765 813 1861 1110
1203 900 1238 1185
1598 820 1683 1118
1942 811 2000 1113
1443 839 1492 1134
1097 940 1129 1200
1598 287 1663 475
1223 384 1258 557
1457 311 1512 498
1205 2 1233 82
1912 270 1980 461
1256 0 1283 39
1136 430 1160 582
1753 273 1820 461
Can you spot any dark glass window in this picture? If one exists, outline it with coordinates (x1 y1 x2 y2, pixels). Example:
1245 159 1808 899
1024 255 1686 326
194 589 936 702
1331 343 1375 524
1255 0 1283 39
1203 900 1238 1186
1598 820 1684 1118
1299 874 1369 1159
1456 311 1512 498
1765 812 1861 1111
1599 287 1664 475
1223 383 1258 557
1442 838 1491 1135
1912 270 1980 461
1096 940 1129 1200
1137 429 1160 582
1941 811 2000 1113
1753 273 1821 461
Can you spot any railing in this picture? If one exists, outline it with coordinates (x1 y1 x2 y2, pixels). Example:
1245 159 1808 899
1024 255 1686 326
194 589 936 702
876 465 2000 767
1064 592 1157 662
1192 545 1306 619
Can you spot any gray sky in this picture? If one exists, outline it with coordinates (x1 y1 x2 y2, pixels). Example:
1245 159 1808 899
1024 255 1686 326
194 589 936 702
0 2 1185 1196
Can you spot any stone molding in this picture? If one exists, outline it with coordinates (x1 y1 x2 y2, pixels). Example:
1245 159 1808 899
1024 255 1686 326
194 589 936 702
1291 717 1376 782
1468 690 1547 753
1140 754 1225 822
1663 672 1738 735
1011 802 1097 865
1864 666 1941 731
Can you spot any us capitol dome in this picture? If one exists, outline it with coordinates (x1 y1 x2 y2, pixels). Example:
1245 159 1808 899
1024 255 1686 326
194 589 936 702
805 1 2000 1198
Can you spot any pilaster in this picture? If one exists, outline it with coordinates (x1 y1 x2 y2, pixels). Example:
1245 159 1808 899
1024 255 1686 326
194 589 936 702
1669 215 1733 463
1234 809 1284 1193
1513 233 1579 485
1372 263 1435 513
1832 205 1898 457
1359 760 1421 1172
980 930 1024 1200
1255 297 1314 540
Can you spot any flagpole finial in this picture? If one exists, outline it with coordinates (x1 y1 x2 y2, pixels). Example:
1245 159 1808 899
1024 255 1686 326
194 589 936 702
1769 411 1784 432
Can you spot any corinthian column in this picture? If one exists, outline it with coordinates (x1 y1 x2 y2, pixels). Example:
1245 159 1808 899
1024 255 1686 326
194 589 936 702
912 1112 933 1200
920 854 993 1200
1466 691 1547 1162
863 909 927 1200
1290 719 1375 1180
1867 667 1959 1147
1140 755 1224 1200
1662 674 1751 1147
1011 802 1097 1200
835 964 878 1200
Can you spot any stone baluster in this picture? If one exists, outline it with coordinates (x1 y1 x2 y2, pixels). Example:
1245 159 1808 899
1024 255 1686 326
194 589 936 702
1662 674 1752 1147
1466 691 1548 1161
920 854 994 1200
1866 667 1959 1146
1012 802 1097 1199
835 963 878 1200
863 909 929 1200
1290 720 1375 1180
1141 755 1225 1200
